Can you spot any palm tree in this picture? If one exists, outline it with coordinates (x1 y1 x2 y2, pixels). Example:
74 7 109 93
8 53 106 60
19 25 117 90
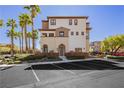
20 13 31 52
7 31 21 53
0 20 3 27
24 5 41 51
34 29 38 40
27 32 32 51
33 29 38 49
19 14 25 52
0 20 3 43
15 32 22 53
6 19 17 56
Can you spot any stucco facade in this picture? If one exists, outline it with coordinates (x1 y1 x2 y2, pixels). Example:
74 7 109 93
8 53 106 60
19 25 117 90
39 16 91 56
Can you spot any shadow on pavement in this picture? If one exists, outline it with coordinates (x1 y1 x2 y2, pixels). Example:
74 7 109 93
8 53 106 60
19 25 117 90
0 66 13 71
24 60 124 70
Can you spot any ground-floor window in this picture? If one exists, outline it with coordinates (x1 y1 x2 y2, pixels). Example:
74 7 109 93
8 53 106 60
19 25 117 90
43 44 48 53
75 48 82 52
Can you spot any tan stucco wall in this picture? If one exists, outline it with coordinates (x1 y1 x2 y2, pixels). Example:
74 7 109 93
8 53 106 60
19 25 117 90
41 37 69 52
55 27 69 37
86 39 89 52
40 17 91 53
42 21 49 29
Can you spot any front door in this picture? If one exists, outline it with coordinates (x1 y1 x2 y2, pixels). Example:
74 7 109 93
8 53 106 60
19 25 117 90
59 44 65 56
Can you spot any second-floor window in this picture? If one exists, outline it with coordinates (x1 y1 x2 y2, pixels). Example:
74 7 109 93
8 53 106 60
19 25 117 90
69 19 72 25
59 31 64 37
74 19 78 25
71 32 74 35
86 32 89 39
42 33 47 37
81 32 84 35
50 19 56 25
76 32 79 35
49 33 54 37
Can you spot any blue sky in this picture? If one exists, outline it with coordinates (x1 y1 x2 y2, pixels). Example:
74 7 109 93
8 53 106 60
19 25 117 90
0 5 124 49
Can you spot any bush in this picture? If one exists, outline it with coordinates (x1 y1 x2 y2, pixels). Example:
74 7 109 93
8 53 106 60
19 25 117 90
112 52 124 56
34 50 42 55
6 61 22 64
97 54 105 58
19 54 46 61
107 55 124 59
47 52 59 59
65 52 89 60
19 52 59 61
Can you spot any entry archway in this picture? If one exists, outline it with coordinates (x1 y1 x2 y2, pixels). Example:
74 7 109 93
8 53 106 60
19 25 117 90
43 44 48 53
58 44 65 56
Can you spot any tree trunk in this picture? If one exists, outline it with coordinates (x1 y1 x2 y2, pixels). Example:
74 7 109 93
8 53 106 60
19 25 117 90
11 31 14 57
32 17 35 51
21 27 24 53
29 37 30 50
24 25 28 52
111 48 114 55
114 46 121 54
19 36 21 53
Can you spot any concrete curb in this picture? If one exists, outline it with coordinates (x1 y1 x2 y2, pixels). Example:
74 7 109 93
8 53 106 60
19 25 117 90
0 58 122 68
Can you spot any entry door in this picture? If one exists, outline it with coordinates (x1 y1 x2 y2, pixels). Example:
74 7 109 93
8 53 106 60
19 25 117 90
59 44 65 56
59 47 64 56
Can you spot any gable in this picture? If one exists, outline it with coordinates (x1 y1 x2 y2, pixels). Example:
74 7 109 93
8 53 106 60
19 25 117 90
56 27 70 31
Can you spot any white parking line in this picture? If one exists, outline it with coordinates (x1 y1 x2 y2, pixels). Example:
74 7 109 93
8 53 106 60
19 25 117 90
30 66 40 82
52 64 76 75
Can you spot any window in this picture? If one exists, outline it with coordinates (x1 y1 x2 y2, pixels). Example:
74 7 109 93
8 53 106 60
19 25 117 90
59 31 64 37
42 33 47 37
86 35 89 39
49 33 54 37
74 19 78 25
81 32 84 35
43 44 48 53
75 48 82 52
71 32 74 35
86 32 89 39
69 19 72 25
50 19 56 25
76 32 79 35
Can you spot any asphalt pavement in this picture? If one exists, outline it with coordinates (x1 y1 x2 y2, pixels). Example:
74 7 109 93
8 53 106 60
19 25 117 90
0 59 124 88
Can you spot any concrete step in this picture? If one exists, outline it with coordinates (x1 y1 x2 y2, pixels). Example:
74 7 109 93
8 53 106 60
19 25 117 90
59 56 68 61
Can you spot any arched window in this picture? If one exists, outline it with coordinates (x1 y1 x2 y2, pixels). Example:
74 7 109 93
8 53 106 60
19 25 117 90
50 19 56 25
74 19 78 25
43 44 48 53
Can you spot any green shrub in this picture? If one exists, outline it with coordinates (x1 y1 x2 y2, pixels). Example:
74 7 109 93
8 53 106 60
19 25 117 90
107 55 124 59
6 61 22 64
18 52 59 61
65 52 89 60
19 54 46 61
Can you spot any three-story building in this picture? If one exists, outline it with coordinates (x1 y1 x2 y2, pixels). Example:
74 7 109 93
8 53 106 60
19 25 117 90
39 16 91 56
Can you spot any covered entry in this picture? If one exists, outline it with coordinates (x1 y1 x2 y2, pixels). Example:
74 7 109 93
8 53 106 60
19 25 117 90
58 44 65 56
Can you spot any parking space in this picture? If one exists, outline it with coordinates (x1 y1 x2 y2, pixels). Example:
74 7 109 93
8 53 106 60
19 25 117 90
0 65 36 88
0 59 124 88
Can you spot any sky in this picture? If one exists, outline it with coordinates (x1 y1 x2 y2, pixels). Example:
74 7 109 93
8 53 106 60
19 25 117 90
0 5 124 49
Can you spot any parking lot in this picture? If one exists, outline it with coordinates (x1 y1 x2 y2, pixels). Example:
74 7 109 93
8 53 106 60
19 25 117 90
1 59 124 88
